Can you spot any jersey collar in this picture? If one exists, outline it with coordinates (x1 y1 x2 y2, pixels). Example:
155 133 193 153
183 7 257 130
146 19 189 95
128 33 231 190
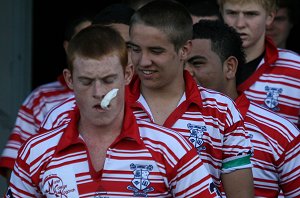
235 93 250 118
56 103 143 153
126 71 203 108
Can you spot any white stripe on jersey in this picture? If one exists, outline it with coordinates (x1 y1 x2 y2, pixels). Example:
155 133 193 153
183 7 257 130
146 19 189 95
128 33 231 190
238 96 300 197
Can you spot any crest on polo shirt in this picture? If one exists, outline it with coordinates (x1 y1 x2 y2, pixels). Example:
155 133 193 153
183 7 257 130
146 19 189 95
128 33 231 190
187 123 206 154
6 188 14 198
264 86 282 111
42 166 79 197
127 163 154 197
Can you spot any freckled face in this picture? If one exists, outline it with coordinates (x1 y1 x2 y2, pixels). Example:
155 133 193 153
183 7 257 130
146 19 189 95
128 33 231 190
64 55 130 127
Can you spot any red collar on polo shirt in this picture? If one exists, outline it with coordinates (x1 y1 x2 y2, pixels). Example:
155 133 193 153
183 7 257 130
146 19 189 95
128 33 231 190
237 37 278 93
127 71 202 108
55 103 143 153
126 71 203 127
235 93 251 119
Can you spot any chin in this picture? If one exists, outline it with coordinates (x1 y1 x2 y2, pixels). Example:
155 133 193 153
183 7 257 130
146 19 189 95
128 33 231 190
94 119 114 127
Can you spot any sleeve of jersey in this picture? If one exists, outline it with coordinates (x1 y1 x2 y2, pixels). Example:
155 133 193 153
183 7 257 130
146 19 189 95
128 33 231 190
0 98 39 175
6 144 41 197
222 104 253 174
170 148 221 197
278 135 300 197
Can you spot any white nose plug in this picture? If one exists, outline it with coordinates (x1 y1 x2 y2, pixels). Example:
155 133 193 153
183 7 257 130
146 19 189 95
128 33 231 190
100 88 119 110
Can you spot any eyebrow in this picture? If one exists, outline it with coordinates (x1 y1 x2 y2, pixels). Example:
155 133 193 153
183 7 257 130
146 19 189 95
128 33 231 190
127 42 164 49
224 9 259 13
187 55 207 62
78 73 118 80
127 41 137 47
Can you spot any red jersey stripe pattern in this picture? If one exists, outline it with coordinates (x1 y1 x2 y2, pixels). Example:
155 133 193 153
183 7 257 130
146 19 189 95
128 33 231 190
7 105 220 197
236 94 300 197
0 75 73 176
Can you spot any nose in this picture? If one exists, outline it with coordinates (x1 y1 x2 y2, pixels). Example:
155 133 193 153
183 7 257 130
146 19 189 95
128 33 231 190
235 14 246 29
139 51 152 67
93 80 106 100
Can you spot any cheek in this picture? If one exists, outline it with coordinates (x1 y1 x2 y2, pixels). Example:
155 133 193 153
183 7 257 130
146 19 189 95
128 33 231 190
194 68 207 81
223 16 235 26
130 52 140 63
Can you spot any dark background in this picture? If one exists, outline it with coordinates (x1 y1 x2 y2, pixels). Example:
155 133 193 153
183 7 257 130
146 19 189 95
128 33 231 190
32 0 120 89
32 0 300 89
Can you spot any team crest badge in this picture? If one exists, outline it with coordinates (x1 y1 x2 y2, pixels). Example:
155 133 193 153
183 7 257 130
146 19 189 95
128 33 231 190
127 163 154 197
264 86 282 111
187 123 206 154
6 188 14 198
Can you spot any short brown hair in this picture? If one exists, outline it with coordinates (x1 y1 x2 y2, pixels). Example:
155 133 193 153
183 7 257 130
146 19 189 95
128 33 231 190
67 25 128 73
219 0 277 14
129 0 193 52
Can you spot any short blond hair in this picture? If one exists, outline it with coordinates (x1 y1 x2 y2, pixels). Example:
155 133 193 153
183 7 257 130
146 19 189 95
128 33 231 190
219 0 277 14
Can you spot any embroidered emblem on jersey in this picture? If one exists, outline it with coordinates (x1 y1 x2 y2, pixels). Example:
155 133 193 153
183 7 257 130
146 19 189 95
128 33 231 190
6 188 14 198
187 123 206 154
209 182 222 197
264 86 282 111
127 163 154 197
43 174 77 198
42 165 78 197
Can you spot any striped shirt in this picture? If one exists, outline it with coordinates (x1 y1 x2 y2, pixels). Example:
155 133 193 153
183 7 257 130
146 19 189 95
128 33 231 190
0 75 73 176
238 37 300 128
7 105 219 197
236 94 300 197
127 72 253 187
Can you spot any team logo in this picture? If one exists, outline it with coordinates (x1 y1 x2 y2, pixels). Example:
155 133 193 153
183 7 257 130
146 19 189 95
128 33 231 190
6 188 14 198
127 163 154 197
209 182 222 197
187 123 206 154
43 174 76 198
264 86 282 111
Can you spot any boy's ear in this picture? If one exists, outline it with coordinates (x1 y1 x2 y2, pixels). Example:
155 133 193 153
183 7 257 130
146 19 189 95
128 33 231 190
180 40 192 60
124 63 134 85
223 56 238 80
63 41 69 54
63 68 74 90
266 11 276 26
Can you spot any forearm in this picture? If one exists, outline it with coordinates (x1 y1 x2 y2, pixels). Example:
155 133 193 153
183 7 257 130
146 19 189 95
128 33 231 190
221 168 254 198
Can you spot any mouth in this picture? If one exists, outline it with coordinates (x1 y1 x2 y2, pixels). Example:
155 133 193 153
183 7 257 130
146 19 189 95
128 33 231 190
137 68 159 78
239 33 247 38
142 70 154 74
94 104 105 111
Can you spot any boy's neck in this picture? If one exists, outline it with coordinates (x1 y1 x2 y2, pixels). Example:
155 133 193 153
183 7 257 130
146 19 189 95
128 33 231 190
245 36 265 63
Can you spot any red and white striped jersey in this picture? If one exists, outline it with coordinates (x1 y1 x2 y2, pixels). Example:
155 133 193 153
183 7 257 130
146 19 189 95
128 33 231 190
7 105 220 198
0 75 73 176
238 37 300 128
127 72 253 187
236 94 300 197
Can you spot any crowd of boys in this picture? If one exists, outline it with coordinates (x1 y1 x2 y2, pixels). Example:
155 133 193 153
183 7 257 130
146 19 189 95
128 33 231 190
1 0 300 197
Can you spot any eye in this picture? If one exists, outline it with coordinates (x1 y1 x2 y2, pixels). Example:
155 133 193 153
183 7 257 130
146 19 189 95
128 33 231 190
245 12 259 17
274 16 287 23
150 48 164 55
226 10 238 16
103 76 117 84
130 45 141 53
80 78 93 86
126 42 132 50
190 60 205 68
